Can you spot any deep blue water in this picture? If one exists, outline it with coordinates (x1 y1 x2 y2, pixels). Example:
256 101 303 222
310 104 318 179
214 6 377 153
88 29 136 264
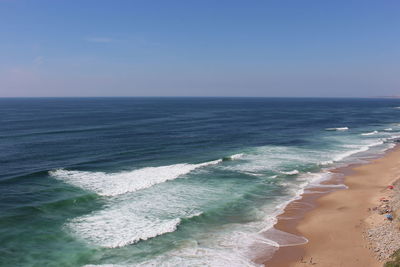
1 97 400 266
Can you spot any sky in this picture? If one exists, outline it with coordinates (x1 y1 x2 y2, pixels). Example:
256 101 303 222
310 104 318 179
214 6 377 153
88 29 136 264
0 0 399 97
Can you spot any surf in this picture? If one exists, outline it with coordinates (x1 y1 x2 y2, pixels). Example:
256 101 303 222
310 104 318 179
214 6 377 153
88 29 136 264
325 127 349 131
49 160 222 196
361 130 379 136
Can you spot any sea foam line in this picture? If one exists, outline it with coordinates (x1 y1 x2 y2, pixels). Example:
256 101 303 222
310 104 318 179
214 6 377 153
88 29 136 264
67 209 204 248
280 170 299 175
325 127 349 131
331 140 385 163
50 159 222 197
361 130 379 136
69 216 181 248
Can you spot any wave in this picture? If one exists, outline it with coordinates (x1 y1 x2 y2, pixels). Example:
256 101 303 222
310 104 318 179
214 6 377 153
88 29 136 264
50 159 222 197
243 172 264 177
385 128 393 131
332 141 384 162
319 160 333 165
318 139 387 165
325 127 349 131
280 170 299 175
67 209 204 248
361 130 378 136
222 153 244 161
68 215 181 248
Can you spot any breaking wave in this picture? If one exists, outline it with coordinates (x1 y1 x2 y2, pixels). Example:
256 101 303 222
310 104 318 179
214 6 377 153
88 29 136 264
325 127 349 131
280 170 299 175
67 207 204 248
361 131 378 136
69 215 181 248
332 141 384 162
50 160 222 196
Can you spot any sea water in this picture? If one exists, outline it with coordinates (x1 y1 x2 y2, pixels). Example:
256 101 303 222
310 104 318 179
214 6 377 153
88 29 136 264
1 97 400 266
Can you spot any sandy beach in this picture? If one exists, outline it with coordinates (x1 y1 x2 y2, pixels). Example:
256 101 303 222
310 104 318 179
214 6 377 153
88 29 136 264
264 145 400 267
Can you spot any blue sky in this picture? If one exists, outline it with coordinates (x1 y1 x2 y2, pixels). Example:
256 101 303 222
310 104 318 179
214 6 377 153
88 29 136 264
0 0 399 97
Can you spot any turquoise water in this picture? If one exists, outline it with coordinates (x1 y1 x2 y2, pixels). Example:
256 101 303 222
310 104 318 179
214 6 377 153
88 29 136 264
1 98 400 266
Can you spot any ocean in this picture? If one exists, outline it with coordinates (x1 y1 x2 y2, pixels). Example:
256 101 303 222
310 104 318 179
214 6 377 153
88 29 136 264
1 97 400 267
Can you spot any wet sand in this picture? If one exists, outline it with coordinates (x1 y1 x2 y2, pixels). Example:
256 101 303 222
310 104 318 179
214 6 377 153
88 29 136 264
263 145 400 267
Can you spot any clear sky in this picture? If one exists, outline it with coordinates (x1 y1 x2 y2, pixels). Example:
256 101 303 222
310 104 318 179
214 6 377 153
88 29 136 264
0 0 399 97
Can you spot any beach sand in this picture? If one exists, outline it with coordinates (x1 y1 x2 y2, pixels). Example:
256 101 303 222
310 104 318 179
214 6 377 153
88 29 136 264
263 145 400 267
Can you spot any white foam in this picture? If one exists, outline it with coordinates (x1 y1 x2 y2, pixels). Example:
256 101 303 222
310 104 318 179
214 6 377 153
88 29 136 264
244 172 264 177
67 203 205 248
74 206 267 265
325 127 349 131
50 159 221 196
65 174 222 249
305 171 333 183
223 146 332 173
332 141 384 162
387 134 400 141
319 160 334 165
304 172 348 189
230 153 244 160
133 214 290 267
68 209 181 248
280 170 299 175
361 130 378 136
136 244 264 267
385 128 393 131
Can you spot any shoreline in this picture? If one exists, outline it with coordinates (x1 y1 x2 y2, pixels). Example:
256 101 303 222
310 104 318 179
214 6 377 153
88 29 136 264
262 144 400 267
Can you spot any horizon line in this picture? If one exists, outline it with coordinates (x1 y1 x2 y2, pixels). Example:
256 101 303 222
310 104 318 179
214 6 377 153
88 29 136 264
0 96 398 99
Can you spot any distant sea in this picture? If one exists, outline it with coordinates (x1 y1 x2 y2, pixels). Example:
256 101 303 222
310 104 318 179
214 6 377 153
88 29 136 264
2 97 400 266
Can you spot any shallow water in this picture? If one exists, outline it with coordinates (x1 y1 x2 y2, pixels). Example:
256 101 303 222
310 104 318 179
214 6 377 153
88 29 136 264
1 97 400 266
